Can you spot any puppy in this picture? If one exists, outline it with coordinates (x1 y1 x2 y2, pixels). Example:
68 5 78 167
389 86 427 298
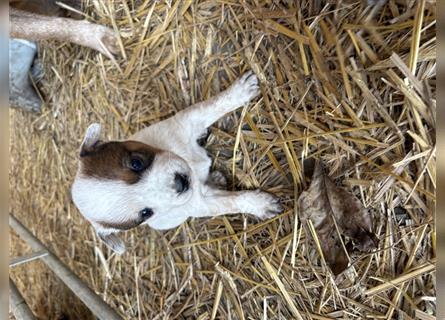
71 72 283 253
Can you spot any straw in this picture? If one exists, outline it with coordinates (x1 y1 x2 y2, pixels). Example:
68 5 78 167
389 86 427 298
10 1 435 319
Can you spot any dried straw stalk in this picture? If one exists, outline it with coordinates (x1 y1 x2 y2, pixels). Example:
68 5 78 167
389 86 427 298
10 0 436 319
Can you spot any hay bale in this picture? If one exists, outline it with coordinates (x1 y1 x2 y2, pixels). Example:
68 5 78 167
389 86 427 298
10 0 436 319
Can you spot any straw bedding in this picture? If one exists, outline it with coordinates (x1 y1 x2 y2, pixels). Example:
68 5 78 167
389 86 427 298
10 0 436 319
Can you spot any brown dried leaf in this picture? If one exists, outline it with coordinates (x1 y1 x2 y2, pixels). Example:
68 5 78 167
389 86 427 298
299 161 377 275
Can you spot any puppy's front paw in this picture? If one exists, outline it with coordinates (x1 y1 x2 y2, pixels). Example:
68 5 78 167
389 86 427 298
248 190 283 220
229 71 260 105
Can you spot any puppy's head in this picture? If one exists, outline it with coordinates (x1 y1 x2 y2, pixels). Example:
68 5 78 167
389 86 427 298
71 123 193 254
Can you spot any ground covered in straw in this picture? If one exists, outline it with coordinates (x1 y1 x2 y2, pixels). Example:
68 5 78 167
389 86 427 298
10 1 436 319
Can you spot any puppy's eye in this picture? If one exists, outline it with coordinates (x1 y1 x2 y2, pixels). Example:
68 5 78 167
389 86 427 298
130 158 144 172
139 207 153 220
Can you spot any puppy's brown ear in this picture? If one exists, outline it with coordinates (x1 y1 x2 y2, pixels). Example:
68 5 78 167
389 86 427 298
97 230 126 254
80 123 101 156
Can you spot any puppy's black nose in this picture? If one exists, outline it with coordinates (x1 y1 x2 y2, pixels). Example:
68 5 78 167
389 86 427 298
174 173 189 194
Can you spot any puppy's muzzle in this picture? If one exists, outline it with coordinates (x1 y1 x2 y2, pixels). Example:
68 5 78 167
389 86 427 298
174 173 190 194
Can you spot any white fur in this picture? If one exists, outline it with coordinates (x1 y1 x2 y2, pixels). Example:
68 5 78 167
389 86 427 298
81 123 101 149
72 72 282 253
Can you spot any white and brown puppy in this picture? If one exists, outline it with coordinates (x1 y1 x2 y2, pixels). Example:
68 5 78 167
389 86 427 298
72 71 283 254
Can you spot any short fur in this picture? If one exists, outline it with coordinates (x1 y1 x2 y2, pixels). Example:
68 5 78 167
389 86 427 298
10 7 119 59
80 140 159 184
72 72 283 253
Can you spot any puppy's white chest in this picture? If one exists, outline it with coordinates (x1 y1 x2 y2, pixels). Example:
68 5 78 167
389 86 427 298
186 145 212 183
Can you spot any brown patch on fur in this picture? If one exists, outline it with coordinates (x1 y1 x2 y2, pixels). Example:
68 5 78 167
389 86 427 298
10 0 82 18
80 140 161 184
